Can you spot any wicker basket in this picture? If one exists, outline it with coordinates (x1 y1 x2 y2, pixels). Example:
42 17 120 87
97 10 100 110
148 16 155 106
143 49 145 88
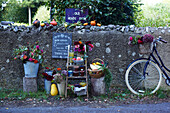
88 58 104 78
139 43 152 54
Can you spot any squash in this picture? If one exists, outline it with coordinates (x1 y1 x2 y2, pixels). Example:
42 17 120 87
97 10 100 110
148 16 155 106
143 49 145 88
50 84 58 96
97 23 101 27
90 20 96 26
79 82 86 87
50 19 57 26
83 23 88 26
40 23 45 27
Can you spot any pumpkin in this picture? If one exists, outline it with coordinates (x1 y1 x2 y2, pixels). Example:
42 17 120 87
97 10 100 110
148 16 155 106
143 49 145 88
97 23 101 27
50 84 58 96
83 23 88 26
50 19 57 26
90 20 96 26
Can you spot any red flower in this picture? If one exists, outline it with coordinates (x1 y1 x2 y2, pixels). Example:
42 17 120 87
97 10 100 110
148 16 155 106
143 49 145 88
46 67 49 69
138 40 143 44
57 68 61 71
88 44 94 48
42 73 54 81
36 45 39 50
129 37 133 41
34 60 38 63
23 55 27 59
85 41 91 45
29 58 33 61
74 41 80 45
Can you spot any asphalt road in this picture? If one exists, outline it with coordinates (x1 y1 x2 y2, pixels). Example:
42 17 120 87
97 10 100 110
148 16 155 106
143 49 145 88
0 102 169 113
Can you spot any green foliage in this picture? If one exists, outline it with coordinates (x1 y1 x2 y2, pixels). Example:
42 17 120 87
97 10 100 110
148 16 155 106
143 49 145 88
0 88 48 100
46 0 142 25
135 3 170 27
21 0 47 8
33 5 50 23
1 0 28 23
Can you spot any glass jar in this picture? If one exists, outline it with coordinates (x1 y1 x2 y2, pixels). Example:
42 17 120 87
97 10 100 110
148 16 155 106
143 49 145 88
80 69 84 76
73 71 79 76
68 70 73 77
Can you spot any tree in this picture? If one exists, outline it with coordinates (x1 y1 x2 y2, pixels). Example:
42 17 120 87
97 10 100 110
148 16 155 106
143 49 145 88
45 0 142 25
21 0 48 25
33 5 50 23
1 0 27 23
0 0 7 21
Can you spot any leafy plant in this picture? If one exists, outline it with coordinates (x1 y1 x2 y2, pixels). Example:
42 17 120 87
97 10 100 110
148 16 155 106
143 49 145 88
102 63 113 95
45 0 142 25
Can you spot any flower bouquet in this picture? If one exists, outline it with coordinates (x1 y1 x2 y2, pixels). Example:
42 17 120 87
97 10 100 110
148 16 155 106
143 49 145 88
13 41 44 64
128 34 154 54
73 40 94 54
53 68 67 84
128 34 154 46
13 41 45 77
53 68 67 96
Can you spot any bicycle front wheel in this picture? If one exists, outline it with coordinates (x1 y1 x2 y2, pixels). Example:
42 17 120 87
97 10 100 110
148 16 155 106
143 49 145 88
125 59 162 95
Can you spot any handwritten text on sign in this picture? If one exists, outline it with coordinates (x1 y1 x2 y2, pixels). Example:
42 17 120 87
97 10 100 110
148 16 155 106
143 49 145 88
52 33 72 59
65 8 88 23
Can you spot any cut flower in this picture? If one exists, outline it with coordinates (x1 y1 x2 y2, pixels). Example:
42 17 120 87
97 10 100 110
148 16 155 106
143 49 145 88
13 41 44 64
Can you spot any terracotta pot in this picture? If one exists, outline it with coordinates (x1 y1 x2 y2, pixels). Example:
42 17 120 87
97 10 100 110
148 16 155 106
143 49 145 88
50 19 57 26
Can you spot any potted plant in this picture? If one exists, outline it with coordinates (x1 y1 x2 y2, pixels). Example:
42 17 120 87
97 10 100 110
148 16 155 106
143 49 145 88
42 66 56 94
13 41 44 77
53 68 67 97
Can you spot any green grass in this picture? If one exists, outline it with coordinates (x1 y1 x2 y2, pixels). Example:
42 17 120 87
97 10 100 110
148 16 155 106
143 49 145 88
0 87 169 102
135 1 170 27
0 88 49 100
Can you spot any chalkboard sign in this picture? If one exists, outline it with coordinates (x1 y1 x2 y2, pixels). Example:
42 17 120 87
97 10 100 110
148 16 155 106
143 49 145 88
52 33 72 59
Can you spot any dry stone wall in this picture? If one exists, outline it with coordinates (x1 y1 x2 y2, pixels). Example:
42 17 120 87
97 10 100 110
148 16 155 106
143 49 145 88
0 24 169 90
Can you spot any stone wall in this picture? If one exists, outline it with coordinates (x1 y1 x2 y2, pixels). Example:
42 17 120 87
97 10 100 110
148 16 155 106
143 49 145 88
0 24 169 90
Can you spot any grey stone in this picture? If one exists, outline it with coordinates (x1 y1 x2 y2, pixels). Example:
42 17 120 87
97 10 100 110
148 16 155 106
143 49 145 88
1 67 5 71
23 77 37 93
120 26 125 32
106 47 111 53
108 25 115 29
95 43 100 47
125 26 129 32
85 25 90 29
106 43 110 46
13 26 19 33
6 59 10 63
161 30 165 34
101 26 106 30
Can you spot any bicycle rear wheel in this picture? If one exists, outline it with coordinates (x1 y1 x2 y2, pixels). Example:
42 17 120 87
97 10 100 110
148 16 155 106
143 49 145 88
125 59 162 95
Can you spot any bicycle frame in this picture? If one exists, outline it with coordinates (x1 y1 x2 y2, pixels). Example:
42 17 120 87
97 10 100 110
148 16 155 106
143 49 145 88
144 45 170 81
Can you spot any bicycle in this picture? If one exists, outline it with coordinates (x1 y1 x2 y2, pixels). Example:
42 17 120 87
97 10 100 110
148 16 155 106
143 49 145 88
125 36 170 95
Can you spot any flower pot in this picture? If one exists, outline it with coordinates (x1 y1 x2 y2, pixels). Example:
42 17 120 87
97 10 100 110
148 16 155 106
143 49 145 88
44 79 51 94
23 61 39 78
57 81 66 96
44 71 53 94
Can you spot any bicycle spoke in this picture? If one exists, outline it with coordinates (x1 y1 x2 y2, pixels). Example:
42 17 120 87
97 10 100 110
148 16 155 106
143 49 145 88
131 67 143 76
125 59 162 95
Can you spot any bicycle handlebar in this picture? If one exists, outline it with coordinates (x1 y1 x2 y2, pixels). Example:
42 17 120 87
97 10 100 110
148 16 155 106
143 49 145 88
154 36 167 44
